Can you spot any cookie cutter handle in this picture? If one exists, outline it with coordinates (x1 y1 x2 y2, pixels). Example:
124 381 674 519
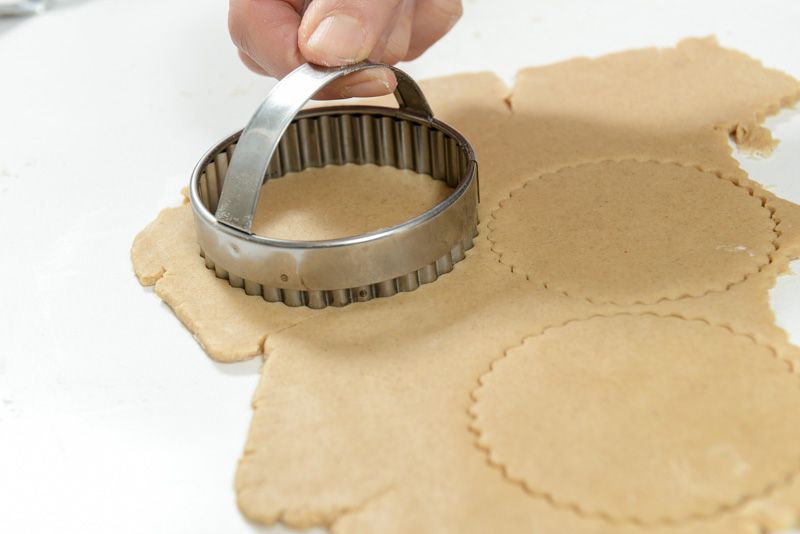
215 62 434 234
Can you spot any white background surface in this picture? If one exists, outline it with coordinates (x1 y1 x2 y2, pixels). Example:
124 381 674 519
1 1 799 533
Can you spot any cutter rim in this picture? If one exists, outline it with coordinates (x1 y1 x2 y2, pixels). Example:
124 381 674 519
189 106 476 251
188 63 480 307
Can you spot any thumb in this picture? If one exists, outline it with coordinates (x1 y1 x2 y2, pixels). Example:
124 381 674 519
298 0 403 66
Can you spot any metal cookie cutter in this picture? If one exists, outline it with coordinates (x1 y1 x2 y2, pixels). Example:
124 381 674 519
189 62 479 309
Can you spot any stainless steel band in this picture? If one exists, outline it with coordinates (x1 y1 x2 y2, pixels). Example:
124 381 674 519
215 63 434 233
189 63 479 309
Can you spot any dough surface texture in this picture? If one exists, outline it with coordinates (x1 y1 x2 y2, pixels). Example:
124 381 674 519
131 38 800 533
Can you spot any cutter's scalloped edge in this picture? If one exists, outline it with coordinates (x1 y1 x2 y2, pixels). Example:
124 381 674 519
486 158 785 306
467 311 800 528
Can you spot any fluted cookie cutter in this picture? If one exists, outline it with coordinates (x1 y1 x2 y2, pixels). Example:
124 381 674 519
189 62 479 309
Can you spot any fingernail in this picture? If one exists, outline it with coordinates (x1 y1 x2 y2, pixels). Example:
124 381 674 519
340 70 397 98
307 14 367 64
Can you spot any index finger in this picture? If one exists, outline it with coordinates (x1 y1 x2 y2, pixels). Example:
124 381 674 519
229 0 397 98
229 0 306 78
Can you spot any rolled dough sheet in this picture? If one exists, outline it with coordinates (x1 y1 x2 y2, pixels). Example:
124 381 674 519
251 164 452 240
489 160 777 305
471 314 800 524
131 38 800 533
131 165 452 361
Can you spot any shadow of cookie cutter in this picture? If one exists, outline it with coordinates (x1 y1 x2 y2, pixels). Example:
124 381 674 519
189 62 479 309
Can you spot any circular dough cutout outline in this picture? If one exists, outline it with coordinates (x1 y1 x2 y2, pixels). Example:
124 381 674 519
487 160 777 305
469 313 800 525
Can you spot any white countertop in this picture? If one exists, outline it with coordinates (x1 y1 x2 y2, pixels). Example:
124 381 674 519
1 1 798 532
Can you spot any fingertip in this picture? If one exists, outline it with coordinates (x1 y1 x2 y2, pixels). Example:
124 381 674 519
313 68 398 100
340 69 398 98
298 0 403 67
301 13 369 66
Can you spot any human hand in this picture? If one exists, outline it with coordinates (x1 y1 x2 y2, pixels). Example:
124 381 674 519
228 0 463 99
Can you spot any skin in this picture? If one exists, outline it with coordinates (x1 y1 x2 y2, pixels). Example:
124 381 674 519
228 0 463 99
